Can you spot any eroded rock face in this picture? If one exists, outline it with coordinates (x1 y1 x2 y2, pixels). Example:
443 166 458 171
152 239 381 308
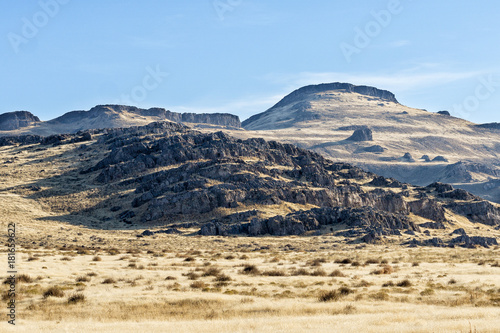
0 111 40 130
445 201 500 226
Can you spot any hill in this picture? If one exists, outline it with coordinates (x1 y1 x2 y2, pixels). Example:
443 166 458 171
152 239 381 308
237 83 500 203
1 121 498 247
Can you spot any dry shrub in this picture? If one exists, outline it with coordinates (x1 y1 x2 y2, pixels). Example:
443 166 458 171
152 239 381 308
310 269 327 277
330 269 345 277
335 258 352 264
43 286 64 298
319 290 340 302
92 256 102 262
397 279 412 287
371 264 393 275
76 276 90 282
190 281 206 289
308 258 327 267
67 293 85 304
107 248 120 255
241 264 260 275
202 267 222 277
261 269 286 277
102 278 116 284
291 268 310 276
365 258 380 265
214 274 231 282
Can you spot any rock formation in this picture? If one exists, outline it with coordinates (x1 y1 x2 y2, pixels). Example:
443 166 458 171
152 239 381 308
0 111 40 130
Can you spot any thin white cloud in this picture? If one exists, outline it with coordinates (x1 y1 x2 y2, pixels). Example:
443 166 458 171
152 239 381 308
262 69 489 93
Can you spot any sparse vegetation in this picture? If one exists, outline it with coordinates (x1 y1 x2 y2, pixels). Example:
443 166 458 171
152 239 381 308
43 286 64 298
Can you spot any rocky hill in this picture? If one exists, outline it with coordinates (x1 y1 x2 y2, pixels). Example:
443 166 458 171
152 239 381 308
0 105 240 136
0 111 40 130
1 121 498 247
231 83 500 203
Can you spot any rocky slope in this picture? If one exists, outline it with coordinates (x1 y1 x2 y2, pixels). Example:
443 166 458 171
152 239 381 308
0 105 240 136
1 121 498 247
0 111 40 130
233 83 500 203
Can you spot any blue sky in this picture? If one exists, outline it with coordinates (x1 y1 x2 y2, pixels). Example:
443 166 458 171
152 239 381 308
1 0 499 123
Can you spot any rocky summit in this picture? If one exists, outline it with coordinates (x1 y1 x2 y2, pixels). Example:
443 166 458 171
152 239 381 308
3 121 498 247
229 82 500 203
0 105 240 136
0 111 40 130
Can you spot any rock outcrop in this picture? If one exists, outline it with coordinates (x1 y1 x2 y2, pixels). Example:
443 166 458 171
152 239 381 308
0 111 40 130
49 105 241 128
347 127 373 141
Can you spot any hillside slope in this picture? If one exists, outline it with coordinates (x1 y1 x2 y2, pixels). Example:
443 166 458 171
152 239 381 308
237 83 500 203
0 121 498 247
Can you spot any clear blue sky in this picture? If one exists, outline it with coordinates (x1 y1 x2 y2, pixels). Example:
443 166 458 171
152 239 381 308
1 0 499 123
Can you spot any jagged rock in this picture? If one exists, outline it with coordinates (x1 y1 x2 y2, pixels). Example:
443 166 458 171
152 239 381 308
369 176 402 188
50 105 241 128
420 221 446 229
421 155 431 162
402 152 415 162
432 156 449 162
426 182 454 193
451 228 466 236
445 201 500 226
476 122 500 130
0 134 42 146
450 234 498 248
363 145 385 153
40 134 72 146
0 111 40 130
408 198 447 222
438 189 479 201
347 127 373 141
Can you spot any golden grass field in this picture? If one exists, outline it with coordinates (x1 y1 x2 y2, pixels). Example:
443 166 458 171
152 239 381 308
0 131 499 332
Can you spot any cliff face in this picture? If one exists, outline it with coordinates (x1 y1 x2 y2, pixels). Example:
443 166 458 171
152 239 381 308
0 111 40 130
49 105 242 128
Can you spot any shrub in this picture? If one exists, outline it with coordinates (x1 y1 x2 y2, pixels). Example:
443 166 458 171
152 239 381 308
77 249 90 255
43 286 65 298
107 248 120 255
448 278 457 285
202 267 222 277
365 258 380 265
261 270 286 277
330 269 345 277
382 281 394 287
371 265 393 275
215 274 232 282
92 256 102 262
190 281 206 289
5 274 34 284
335 258 352 264
397 279 412 287
310 269 327 277
241 264 260 275
319 290 340 302
339 287 353 296
102 278 116 284
308 258 327 267
292 268 310 276
184 257 195 262
67 293 85 304
76 276 90 282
